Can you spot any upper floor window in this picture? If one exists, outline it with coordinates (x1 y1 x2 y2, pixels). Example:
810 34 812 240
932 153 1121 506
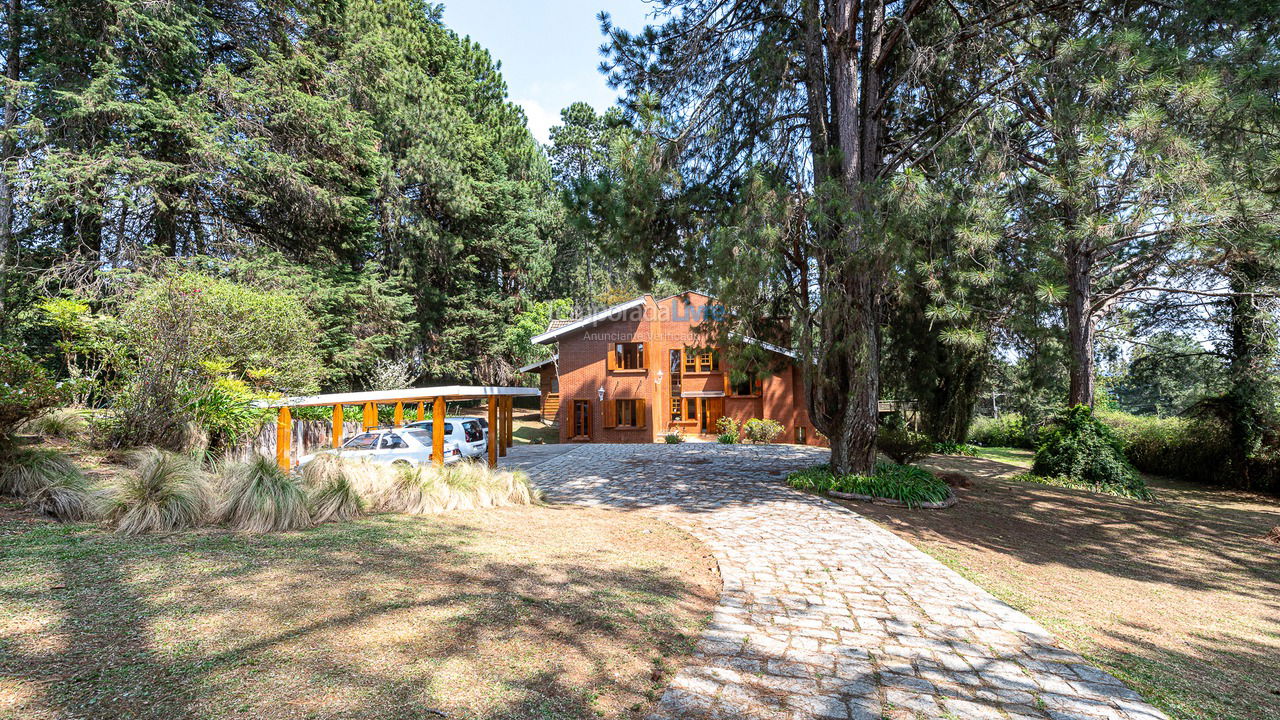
731 377 763 397
608 342 646 371
683 348 719 373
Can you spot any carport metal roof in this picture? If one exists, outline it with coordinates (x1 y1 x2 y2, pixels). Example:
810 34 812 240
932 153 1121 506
258 385 540 409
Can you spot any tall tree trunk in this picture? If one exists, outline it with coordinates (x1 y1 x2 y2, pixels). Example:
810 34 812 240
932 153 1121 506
806 0 884 474
1224 251 1275 486
1065 228 1095 407
0 0 20 330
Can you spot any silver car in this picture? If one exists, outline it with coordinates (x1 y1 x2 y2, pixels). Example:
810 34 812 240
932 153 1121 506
405 417 488 459
299 428 463 467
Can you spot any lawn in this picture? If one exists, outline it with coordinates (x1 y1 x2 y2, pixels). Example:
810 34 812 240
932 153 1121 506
844 453 1280 720
0 503 719 720
970 445 1034 468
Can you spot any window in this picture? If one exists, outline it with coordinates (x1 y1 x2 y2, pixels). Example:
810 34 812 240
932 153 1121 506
686 398 698 421
343 433 377 450
415 422 454 437
609 342 646 371
683 348 719 373
795 425 807 444
461 421 482 443
731 377 763 397
379 433 408 449
669 349 683 421
405 429 433 445
670 396 683 422
607 398 646 429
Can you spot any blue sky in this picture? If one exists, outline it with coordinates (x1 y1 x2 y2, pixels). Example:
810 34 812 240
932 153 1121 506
441 0 652 144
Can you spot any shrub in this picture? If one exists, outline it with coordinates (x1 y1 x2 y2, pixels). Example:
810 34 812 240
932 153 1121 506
787 461 951 508
875 426 932 464
0 447 96 521
1098 411 1231 484
662 426 686 443
930 441 978 457
1032 405 1147 495
967 414 1037 449
742 418 784 444
219 457 311 532
715 417 741 443
104 448 211 534
0 347 73 437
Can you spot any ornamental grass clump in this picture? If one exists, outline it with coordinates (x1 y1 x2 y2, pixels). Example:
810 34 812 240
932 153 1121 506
1 446 97 521
302 454 364 523
787 461 952 508
343 459 539 515
104 448 211 534
20 408 90 438
219 456 311 532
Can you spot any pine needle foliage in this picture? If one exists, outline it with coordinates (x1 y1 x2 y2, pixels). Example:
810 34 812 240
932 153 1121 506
104 448 211 535
218 457 312 533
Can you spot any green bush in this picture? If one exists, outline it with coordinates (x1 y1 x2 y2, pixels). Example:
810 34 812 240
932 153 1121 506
967 414 1037 449
218 457 312 532
787 461 951 508
1032 405 1148 496
930 441 979 457
0 347 73 437
1099 411 1231 485
103 448 211 534
715 417 741 443
662 427 686 443
875 426 932 464
742 418 784 444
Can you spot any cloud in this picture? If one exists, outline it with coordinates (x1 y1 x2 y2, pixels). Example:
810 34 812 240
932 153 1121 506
516 98 557 145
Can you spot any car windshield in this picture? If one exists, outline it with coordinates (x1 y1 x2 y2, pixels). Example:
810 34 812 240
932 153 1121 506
343 433 377 450
415 423 453 435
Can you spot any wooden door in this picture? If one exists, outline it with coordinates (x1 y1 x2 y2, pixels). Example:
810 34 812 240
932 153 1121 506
572 400 591 439
704 398 724 434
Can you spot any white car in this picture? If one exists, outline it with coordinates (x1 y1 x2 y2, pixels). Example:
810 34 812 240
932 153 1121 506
406 417 488 459
299 427 463 467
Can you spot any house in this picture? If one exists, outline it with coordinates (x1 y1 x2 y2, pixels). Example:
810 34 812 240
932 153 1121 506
520 291 823 445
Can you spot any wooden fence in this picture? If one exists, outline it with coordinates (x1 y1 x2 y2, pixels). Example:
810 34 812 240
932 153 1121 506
224 420 363 466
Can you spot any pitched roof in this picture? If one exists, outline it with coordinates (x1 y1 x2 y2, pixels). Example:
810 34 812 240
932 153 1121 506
517 354 558 373
530 297 646 344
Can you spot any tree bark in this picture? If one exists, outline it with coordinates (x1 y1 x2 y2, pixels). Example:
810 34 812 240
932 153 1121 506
0 0 20 329
1065 221 1095 407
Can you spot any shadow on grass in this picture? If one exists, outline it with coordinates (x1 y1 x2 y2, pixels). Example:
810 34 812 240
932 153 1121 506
0 511 714 720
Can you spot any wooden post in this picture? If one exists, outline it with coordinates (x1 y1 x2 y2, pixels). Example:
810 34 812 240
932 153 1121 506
488 397 499 468
432 396 446 466
417 401 425 423
363 402 376 430
332 404 344 448
498 396 508 457
276 407 292 471
394 401 404 427
504 396 514 448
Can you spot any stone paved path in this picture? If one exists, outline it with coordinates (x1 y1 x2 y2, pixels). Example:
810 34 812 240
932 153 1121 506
521 444 1167 720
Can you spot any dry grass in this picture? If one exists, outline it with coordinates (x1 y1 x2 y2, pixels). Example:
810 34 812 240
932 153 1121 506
102 448 212 535
345 459 540 515
217 456 312 533
0 504 719 720
845 451 1280 720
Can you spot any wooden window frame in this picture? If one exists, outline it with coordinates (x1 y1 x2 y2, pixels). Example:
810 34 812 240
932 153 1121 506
607 342 648 373
682 347 720 374
730 377 763 397
604 398 646 429
571 399 592 439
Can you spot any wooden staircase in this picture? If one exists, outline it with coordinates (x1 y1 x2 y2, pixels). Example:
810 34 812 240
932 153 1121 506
543 393 560 422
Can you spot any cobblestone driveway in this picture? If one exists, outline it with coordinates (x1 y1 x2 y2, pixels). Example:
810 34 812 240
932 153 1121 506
521 444 1167 720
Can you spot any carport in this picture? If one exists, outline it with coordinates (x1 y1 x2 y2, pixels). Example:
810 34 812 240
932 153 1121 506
261 385 541 471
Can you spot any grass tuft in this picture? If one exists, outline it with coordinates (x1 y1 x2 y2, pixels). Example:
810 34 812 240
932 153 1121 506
104 447 211 534
343 459 539 515
304 455 364 523
218 456 312 532
0 448 81 497
1011 472 1155 500
19 408 91 438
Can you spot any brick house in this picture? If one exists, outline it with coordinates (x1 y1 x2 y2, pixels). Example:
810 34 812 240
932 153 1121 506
520 291 823 445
